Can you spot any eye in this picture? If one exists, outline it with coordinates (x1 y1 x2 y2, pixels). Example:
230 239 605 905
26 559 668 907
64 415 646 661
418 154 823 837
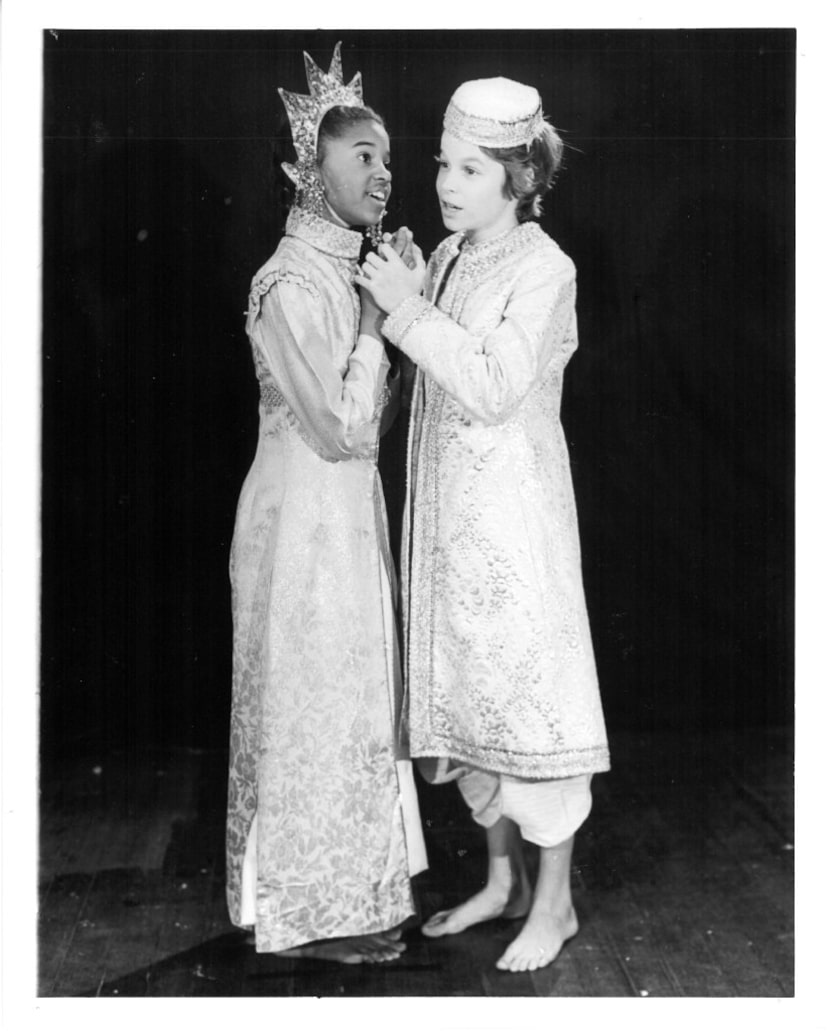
463 166 479 176
357 151 372 163
433 155 448 169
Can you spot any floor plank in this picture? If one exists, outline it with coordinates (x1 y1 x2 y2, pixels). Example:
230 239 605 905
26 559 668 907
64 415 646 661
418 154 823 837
39 726 794 997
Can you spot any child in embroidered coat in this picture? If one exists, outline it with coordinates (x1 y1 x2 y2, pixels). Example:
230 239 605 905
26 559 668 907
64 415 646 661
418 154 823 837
357 76 609 973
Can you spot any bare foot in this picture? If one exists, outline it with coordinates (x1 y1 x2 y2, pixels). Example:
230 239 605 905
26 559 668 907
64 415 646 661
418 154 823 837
382 924 405 941
495 905 578 973
422 869 531 938
280 931 407 965
243 927 406 963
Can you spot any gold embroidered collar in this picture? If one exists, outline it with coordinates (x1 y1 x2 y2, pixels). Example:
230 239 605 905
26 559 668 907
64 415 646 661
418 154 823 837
285 206 363 261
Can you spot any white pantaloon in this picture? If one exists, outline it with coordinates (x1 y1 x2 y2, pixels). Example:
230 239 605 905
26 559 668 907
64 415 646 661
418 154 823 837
417 758 592 848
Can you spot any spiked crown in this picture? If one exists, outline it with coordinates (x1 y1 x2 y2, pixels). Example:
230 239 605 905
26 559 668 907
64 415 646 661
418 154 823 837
278 42 364 197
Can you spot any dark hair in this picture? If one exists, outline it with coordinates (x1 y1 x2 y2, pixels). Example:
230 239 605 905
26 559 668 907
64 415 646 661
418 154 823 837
316 104 386 163
481 123 564 222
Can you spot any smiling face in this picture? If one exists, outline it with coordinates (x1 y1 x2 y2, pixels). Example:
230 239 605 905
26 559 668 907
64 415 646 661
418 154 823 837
435 131 520 245
318 118 391 228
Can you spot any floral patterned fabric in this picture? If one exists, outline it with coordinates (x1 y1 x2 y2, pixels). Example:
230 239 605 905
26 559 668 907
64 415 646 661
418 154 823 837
383 223 610 780
226 207 425 954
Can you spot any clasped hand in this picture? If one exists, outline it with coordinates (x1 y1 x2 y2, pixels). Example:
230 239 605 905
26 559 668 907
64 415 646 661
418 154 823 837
355 236 426 316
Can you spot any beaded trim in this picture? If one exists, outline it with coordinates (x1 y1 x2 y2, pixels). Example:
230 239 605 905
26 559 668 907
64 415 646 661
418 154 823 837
411 740 611 780
259 383 284 412
278 43 364 200
444 99 544 149
451 222 552 282
373 383 392 421
284 206 362 261
382 294 435 345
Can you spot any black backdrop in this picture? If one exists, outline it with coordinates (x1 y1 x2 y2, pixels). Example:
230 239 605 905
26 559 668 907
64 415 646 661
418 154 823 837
41 28 794 758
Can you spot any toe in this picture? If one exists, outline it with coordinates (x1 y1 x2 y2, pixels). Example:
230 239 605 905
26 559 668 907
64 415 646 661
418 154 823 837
367 943 402 962
495 947 515 971
421 911 451 937
367 934 405 952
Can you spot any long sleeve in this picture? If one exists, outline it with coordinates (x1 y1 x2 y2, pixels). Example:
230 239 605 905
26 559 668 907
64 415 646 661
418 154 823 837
249 272 391 461
382 254 577 426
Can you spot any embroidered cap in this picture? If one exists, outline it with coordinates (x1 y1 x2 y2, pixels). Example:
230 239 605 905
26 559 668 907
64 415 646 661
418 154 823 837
443 76 546 149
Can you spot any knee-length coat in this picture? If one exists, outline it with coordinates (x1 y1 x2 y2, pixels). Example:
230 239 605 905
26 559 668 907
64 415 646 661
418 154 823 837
382 222 610 781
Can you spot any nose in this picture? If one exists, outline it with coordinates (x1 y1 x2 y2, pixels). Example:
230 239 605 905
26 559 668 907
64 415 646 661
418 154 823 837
438 167 457 194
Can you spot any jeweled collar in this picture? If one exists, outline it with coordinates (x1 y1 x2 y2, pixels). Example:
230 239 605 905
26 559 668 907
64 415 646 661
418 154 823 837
445 221 545 268
285 205 363 261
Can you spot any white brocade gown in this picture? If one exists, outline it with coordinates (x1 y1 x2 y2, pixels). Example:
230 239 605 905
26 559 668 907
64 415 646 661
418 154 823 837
226 207 426 954
383 222 610 781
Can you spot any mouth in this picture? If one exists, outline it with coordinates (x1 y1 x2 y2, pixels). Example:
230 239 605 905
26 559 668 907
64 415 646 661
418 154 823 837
441 200 462 214
368 189 389 205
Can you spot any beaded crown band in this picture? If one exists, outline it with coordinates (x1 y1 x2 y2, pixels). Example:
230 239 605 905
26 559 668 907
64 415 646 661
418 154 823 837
278 42 364 207
443 76 546 149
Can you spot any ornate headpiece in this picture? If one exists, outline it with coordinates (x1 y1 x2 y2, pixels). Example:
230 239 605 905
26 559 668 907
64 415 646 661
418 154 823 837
278 42 365 211
444 77 546 149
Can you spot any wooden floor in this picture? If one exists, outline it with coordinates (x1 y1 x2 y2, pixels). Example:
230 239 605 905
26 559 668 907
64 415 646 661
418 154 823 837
38 726 794 997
